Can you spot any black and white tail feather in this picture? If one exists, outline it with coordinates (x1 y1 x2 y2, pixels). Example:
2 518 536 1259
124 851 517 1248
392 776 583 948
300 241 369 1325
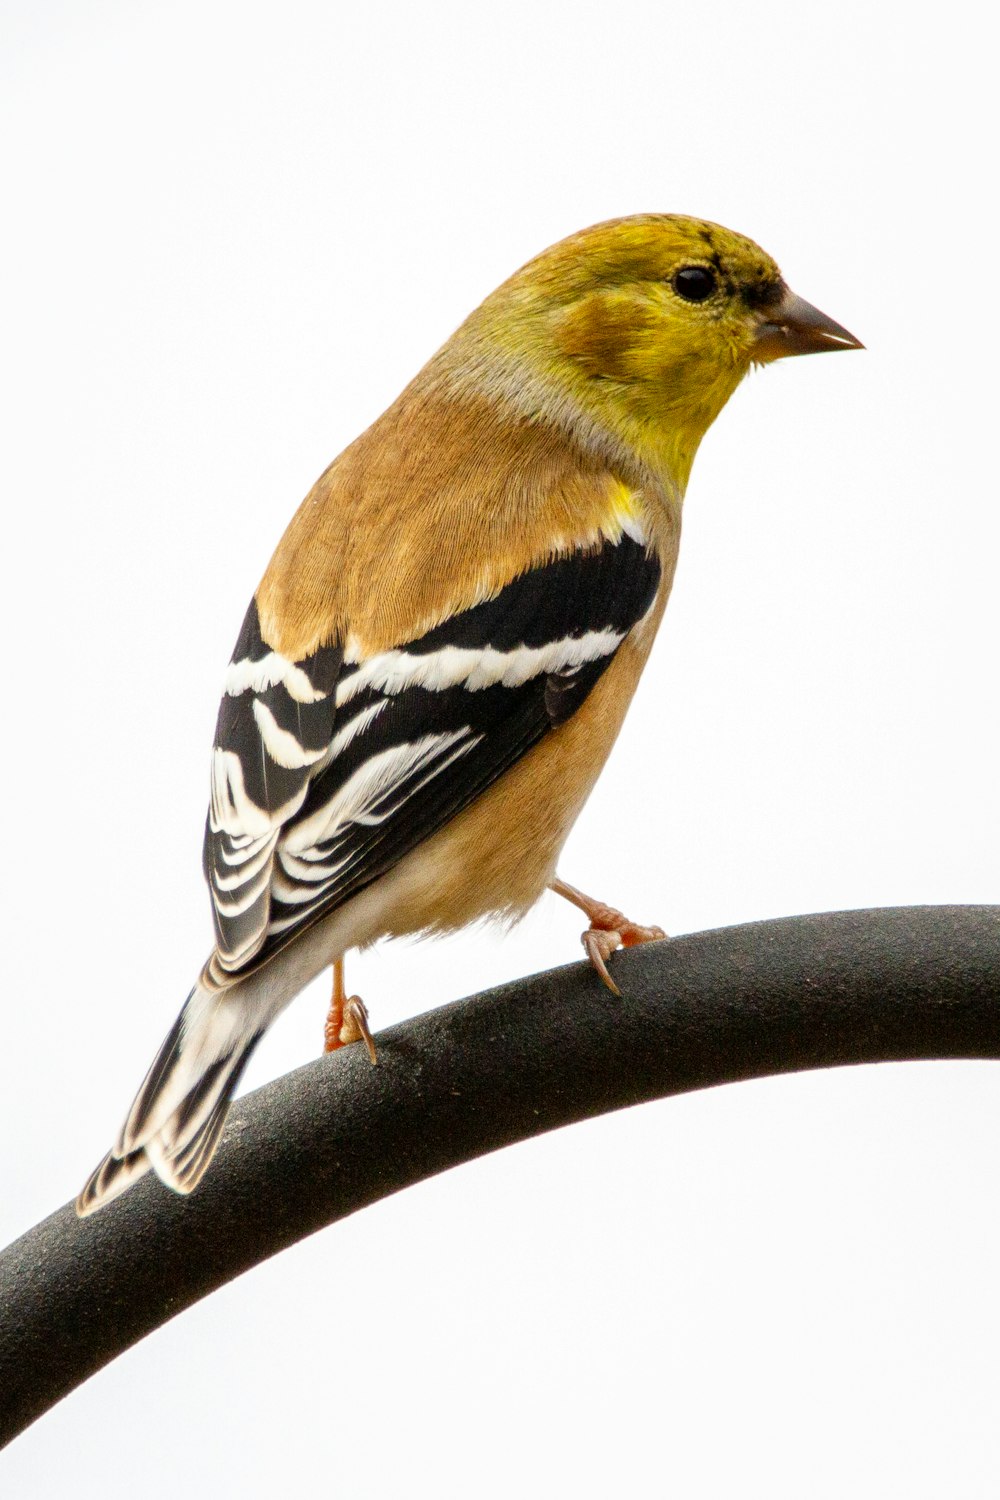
77 986 265 1212
76 528 660 1216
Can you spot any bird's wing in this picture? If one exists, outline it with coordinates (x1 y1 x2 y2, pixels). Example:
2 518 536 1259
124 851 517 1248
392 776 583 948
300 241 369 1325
204 532 661 977
204 601 342 971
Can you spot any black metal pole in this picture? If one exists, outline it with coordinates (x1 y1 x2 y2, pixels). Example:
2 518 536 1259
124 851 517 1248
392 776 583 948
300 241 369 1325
2 905 998 1448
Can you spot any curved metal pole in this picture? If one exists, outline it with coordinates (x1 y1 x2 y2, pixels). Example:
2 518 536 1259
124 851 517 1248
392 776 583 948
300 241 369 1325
2 905 999 1447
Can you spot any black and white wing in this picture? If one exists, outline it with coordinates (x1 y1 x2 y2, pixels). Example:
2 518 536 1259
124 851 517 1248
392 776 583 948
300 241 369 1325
204 533 661 979
206 602 342 970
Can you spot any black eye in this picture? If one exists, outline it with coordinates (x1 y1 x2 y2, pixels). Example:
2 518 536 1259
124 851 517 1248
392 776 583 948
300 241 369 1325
672 265 717 303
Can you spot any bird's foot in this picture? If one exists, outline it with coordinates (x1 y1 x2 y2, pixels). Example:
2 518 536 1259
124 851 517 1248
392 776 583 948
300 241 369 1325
550 877 667 997
324 957 378 1064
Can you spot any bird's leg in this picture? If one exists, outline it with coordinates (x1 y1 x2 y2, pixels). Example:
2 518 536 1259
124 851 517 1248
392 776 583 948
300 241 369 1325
324 955 377 1064
549 876 667 997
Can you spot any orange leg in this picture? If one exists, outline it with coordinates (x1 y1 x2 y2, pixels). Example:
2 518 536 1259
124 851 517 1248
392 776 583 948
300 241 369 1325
550 876 667 997
324 955 378 1064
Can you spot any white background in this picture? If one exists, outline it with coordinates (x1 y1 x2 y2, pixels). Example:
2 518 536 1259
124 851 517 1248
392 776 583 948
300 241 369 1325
1 1 998 1494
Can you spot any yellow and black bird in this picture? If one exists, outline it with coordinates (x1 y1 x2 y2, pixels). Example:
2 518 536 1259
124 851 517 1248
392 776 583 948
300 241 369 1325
77 213 861 1215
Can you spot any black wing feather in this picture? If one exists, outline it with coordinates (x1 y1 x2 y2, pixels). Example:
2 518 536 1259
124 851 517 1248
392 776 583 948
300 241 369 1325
203 534 660 977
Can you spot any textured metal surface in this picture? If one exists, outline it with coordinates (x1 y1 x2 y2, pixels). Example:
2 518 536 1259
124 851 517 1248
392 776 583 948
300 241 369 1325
2 905 998 1447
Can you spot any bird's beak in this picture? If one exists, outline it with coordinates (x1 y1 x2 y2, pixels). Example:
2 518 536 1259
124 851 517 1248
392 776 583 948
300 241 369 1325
753 287 864 362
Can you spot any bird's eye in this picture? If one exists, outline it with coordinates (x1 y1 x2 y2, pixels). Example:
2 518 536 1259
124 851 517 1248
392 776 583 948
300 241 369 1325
672 266 717 303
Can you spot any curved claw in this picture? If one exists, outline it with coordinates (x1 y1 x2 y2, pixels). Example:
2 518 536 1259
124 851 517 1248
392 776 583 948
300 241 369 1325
550 877 668 996
325 957 378 1064
326 996 377 1065
342 997 378 1066
582 928 624 997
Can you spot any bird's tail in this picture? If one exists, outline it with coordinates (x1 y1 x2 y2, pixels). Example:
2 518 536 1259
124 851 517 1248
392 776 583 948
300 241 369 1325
76 980 265 1217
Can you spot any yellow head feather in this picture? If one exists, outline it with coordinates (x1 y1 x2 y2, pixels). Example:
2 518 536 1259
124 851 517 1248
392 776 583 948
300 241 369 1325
433 214 853 496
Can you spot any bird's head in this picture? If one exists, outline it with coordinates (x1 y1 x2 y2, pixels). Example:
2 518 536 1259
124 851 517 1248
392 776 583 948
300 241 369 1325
455 214 862 492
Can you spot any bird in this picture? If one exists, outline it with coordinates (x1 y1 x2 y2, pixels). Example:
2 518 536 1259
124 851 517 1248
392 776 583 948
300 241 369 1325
76 214 861 1215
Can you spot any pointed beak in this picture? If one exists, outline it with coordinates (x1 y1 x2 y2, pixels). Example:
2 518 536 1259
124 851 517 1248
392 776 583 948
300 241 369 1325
753 287 864 362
